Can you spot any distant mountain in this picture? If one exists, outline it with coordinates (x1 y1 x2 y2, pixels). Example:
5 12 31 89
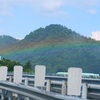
1 24 100 74
23 24 90 43
0 35 19 49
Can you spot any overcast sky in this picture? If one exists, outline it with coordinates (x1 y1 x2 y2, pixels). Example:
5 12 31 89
0 0 100 39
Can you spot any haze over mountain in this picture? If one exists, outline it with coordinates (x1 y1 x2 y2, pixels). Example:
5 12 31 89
0 24 100 74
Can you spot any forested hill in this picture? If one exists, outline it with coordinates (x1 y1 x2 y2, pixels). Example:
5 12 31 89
0 24 100 74
0 35 19 49
22 24 91 43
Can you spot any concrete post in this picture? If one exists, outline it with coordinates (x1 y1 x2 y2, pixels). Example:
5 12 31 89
67 67 82 96
61 80 67 95
13 66 23 98
14 66 23 84
0 66 8 81
24 97 30 100
46 79 51 91
34 65 46 87
9 76 13 82
18 94 21 100
24 77 29 100
1 89 5 100
81 83 87 99
25 77 28 85
8 91 12 100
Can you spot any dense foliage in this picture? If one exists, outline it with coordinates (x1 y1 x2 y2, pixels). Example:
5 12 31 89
0 58 32 72
0 24 100 74
0 58 21 71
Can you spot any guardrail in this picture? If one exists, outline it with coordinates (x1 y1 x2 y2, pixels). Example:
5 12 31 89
0 81 82 100
1 67 100 99
22 74 100 85
87 84 100 99
8 74 100 84
7 74 100 99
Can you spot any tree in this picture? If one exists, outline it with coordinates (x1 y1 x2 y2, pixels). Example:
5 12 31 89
23 60 32 72
0 58 22 71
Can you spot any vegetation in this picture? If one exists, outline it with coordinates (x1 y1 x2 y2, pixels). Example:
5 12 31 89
23 24 91 43
23 60 32 72
0 58 32 72
0 58 21 71
0 24 100 74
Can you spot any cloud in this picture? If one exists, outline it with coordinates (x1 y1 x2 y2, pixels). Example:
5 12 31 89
0 0 100 16
65 0 100 7
42 10 69 17
29 0 67 17
87 9 97 14
30 0 68 17
0 0 32 15
40 0 64 12
0 0 16 15
91 31 100 41
0 0 66 16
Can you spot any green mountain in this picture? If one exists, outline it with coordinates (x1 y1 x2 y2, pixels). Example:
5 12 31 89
23 24 89 43
0 35 19 49
0 24 100 74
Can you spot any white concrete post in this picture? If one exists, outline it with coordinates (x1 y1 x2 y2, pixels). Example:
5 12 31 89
0 66 8 81
24 78 29 100
14 66 23 84
67 67 82 96
46 79 51 91
13 66 23 98
61 80 67 95
81 83 87 99
34 65 46 88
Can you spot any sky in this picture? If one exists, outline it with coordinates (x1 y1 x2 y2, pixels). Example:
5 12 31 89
0 0 100 39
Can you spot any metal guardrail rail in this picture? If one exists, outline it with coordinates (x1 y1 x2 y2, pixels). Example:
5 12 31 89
7 73 100 84
22 74 100 84
0 81 82 100
7 74 100 99
87 84 100 99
